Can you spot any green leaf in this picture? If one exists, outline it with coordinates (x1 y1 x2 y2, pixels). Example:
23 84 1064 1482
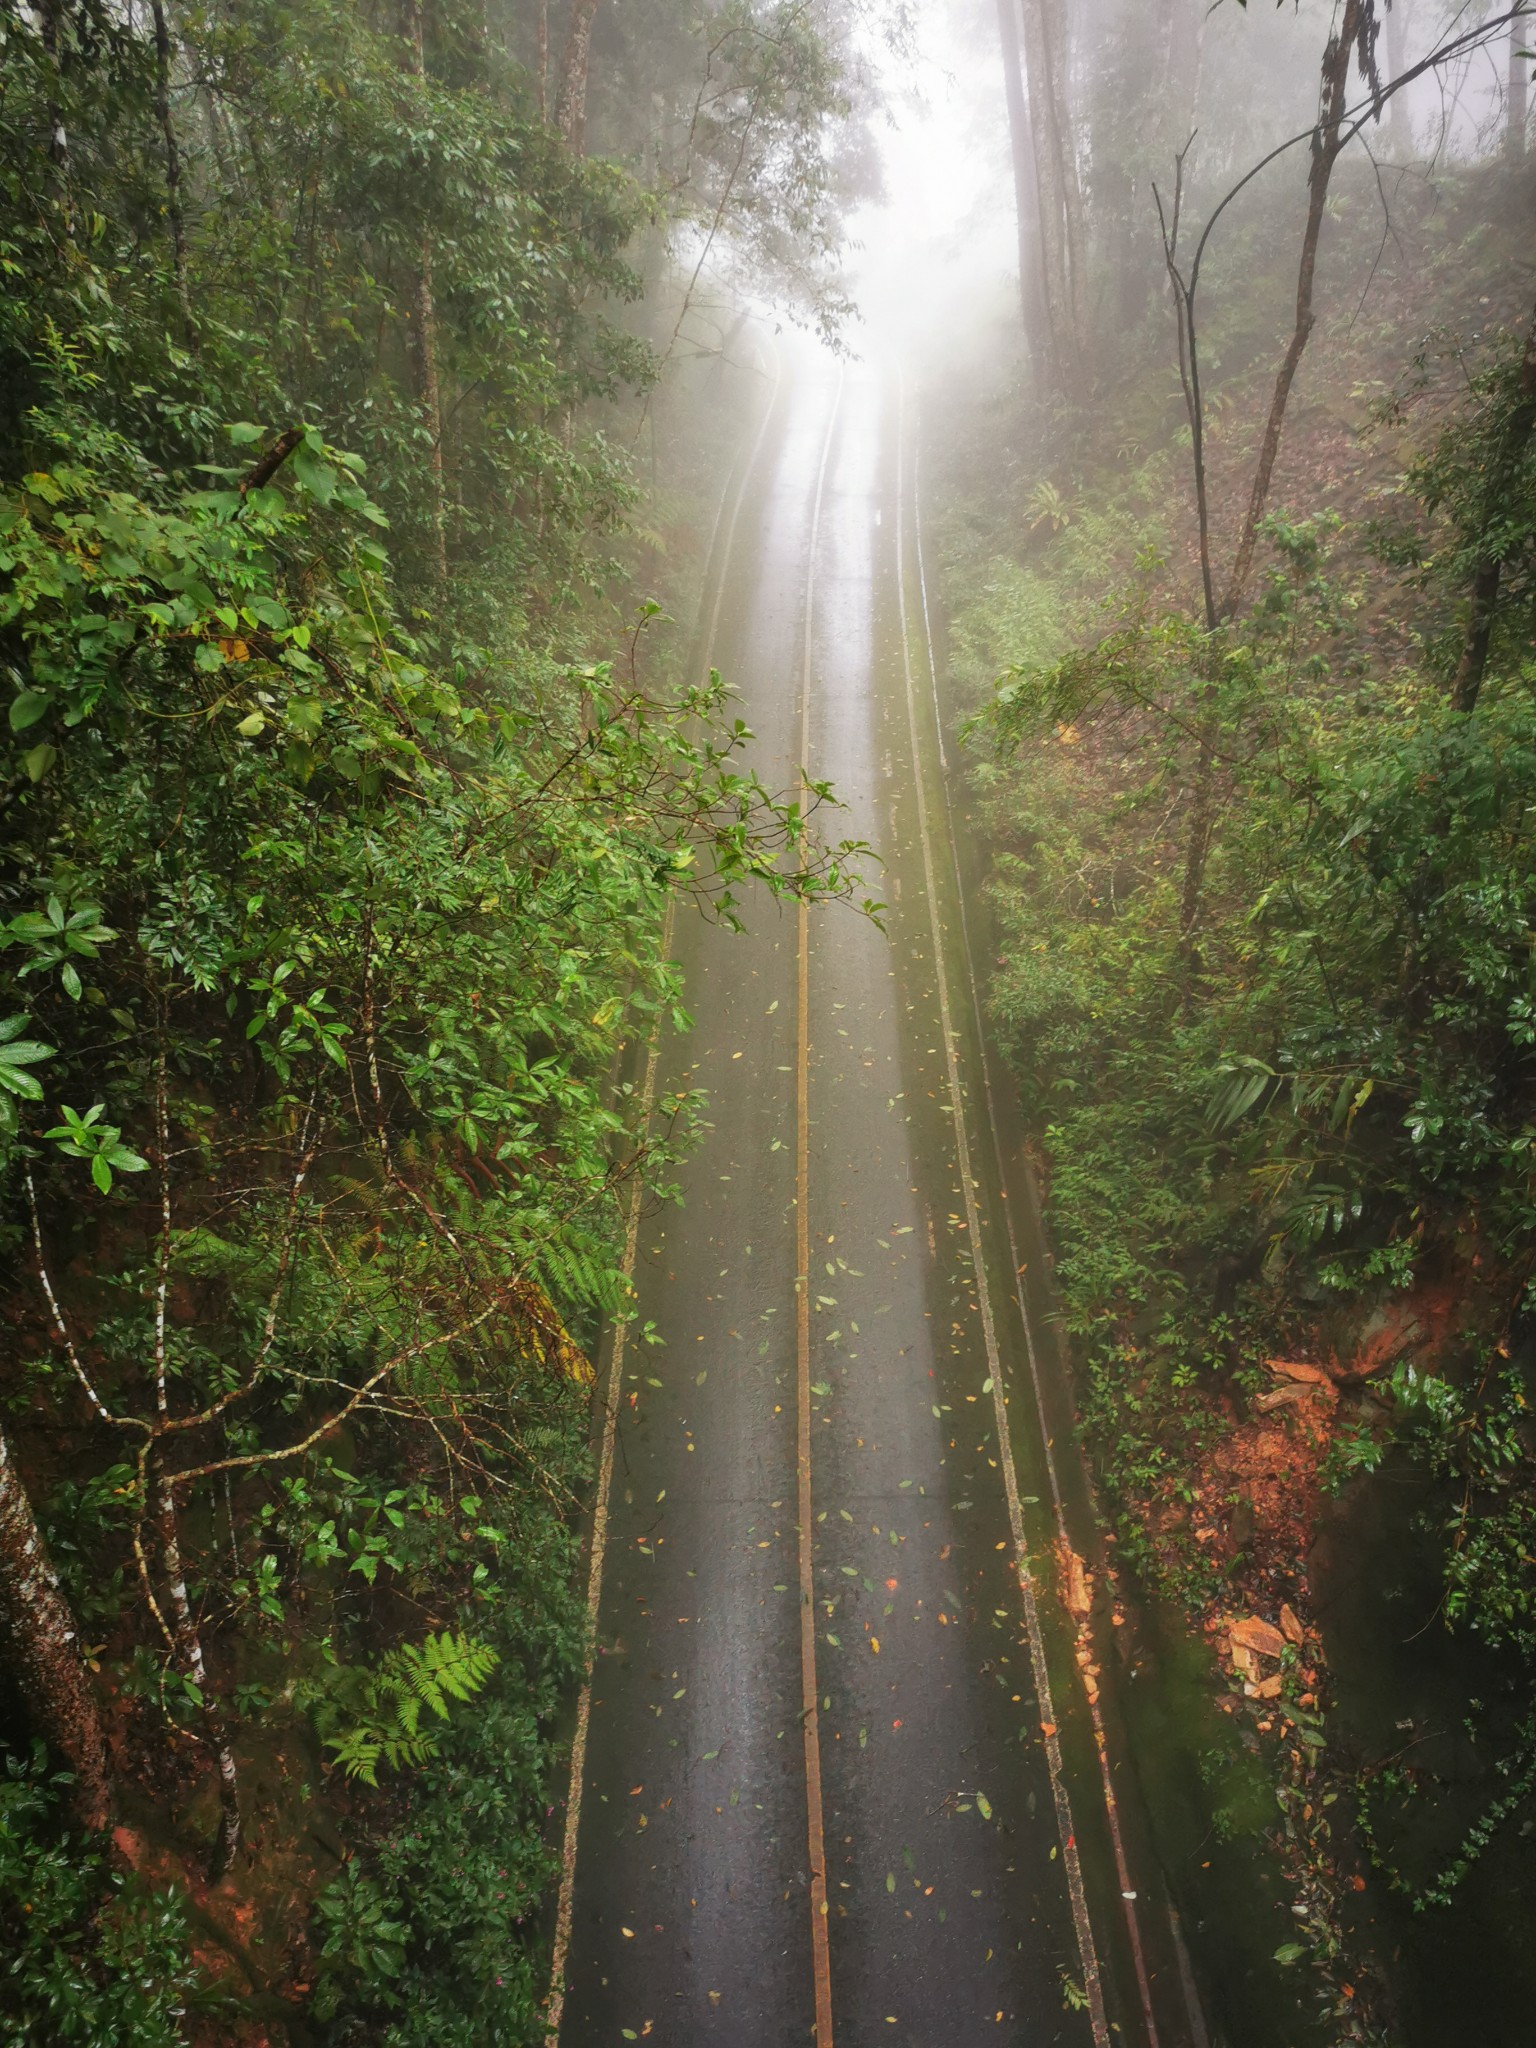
9 690 50 732
22 744 55 782
292 449 338 505
90 1153 112 1194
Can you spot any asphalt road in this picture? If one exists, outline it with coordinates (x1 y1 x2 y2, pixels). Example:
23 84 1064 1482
549 354 1175 2048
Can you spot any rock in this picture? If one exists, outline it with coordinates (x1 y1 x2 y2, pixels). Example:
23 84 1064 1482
1280 1603 1304 1646
1231 1642 1258 1679
1256 1384 1314 1412
1268 1359 1331 1385
1230 1615 1286 1660
1253 1674 1284 1700
1058 1544 1092 1620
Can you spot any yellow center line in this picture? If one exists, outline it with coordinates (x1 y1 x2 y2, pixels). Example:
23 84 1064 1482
797 364 844 2048
893 375 1113 2048
542 341 782 2048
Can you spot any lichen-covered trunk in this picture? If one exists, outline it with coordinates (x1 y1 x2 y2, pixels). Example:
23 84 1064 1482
0 1423 112 1829
556 0 601 152
156 1479 241 1876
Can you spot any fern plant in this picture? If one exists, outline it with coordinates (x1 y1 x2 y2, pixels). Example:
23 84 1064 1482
308 1632 500 1788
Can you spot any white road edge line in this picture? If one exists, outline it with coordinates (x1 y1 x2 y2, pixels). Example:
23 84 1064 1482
893 372 1113 2048
909 398 1167 2047
542 342 784 2048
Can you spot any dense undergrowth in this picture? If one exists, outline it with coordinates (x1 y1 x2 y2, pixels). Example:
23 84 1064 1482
930 121 1536 2038
0 0 867 2037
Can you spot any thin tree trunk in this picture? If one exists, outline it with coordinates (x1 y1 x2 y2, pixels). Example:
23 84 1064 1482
1178 697 1222 965
0 1423 113 1831
1222 0 1368 615
148 0 192 340
537 0 549 122
555 0 601 152
1451 302 1536 713
38 0 70 178
1510 22 1529 159
401 0 448 588
996 0 1047 358
410 243 448 587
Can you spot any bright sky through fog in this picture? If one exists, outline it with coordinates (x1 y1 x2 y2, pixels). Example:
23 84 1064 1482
845 0 1018 359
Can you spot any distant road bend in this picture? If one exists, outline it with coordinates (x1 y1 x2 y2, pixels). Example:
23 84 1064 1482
545 351 1182 2047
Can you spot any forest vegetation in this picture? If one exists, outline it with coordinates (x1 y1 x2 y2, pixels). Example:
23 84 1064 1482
0 0 873 2036
5 0 1536 2038
928 0 1536 2032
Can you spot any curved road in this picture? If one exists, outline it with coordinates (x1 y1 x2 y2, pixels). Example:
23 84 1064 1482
548 354 1187 2048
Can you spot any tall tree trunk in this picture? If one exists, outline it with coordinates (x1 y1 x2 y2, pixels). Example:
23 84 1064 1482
1019 0 1088 392
1384 0 1414 157
555 0 601 152
537 0 549 122
148 0 192 340
1451 302 1536 714
1047 0 1088 364
1222 0 1371 615
1509 21 1529 159
0 1423 112 1831
401 0 448 588
1161 0 1205 142
1016 0 1071 387
996 0 1048 360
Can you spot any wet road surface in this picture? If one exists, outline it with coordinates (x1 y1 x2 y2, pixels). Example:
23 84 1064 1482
548 354 1166 2048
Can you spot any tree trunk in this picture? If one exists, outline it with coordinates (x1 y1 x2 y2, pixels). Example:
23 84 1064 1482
1016 0 1073 387
1160 0 1204 135
409 243 448 588
1044 0 1089 375
0 1423 112 1831
1178 696 1221 966
1510 22 1529 160
555 0 601 152
1222 0 1367 615
996 0 1048 360
537 0 549 123
156 1478 240 1875
1451 302 1536 714
1384 0 1413 157
148 0 192 340
1027 0 1088 383
400 0 448 588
